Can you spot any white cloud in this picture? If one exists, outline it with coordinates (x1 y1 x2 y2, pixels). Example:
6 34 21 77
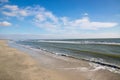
70 17 118 30
35 12 58 23
35 14 46 22
2 5 28 17
60 17 69 25
19 10 28 16
2 5 58 22
0 21 12 26
2 11 17 16
44 12 58 23
3 5 18 10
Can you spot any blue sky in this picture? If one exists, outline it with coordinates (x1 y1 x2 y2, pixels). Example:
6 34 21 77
0 0 120 39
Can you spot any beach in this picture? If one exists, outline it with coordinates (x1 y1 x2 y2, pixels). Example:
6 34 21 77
0 40 68 80
0 40 120 80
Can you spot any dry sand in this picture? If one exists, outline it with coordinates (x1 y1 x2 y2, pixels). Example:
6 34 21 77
0 40 120 80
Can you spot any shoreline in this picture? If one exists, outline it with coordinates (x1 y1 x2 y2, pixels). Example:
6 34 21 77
9 40 120 80
10 40 120 70
1 40 120 80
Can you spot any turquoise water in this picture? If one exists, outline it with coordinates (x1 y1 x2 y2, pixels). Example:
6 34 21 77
16 38 120 68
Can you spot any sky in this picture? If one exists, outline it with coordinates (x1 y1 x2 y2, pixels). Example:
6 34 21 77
0 0 120 39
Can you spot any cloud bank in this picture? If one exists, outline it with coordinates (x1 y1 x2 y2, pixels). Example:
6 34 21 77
1 5 118 29
0 4 119 37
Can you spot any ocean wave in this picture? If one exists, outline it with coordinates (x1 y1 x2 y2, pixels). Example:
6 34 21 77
89 63 120 74
38 40 120 45
56 53 120 70
85 58 120 70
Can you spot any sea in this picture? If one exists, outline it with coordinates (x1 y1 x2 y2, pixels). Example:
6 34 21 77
15 38 120 69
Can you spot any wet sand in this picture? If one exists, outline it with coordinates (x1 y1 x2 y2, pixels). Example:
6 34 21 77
18 45 120 80
0 40 120 80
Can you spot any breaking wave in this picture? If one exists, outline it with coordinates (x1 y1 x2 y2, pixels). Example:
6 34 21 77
38 40 120 45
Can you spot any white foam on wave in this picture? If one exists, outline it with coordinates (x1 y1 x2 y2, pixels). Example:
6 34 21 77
55 52 62 55
89 58 104 63
89 63 120 74
58 62 120 74
38 40 120 45
55 52 69 57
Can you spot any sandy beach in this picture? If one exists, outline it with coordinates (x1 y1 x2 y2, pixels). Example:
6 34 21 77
0 40 68 80
0 40 120 80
